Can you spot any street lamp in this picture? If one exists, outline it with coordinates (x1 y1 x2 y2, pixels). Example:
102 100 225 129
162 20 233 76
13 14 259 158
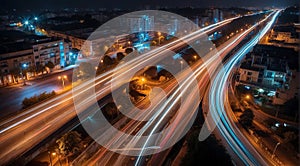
58 75 67 89
180 60 183 71
140 77 146 89
271 142 280 159
21 63 28 85
51 152 62 166
245 95 250 100
193 55 197 61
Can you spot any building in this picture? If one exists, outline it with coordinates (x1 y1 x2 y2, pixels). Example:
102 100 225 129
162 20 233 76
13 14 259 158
268 25 300 51
0 45 33 84
0 31 70 85
126 15 154 33
32 38 70 68
205 8 224 24
238 45 293 90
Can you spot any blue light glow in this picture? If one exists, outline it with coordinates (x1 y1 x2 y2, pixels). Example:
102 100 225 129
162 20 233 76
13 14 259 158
244 86 250 90
156 65 163 72
59 42 65 67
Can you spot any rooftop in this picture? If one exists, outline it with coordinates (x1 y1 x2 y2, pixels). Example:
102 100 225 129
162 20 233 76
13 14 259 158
240 62 264 72
0 30 65 54
252 44 297 58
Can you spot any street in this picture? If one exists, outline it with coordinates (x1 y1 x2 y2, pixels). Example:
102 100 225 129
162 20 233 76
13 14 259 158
0 69 73 119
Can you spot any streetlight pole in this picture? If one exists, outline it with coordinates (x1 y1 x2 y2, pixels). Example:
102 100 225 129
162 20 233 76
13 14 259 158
271 142 280 159
180 60 183 71
58 75 67 89
21 64 28 85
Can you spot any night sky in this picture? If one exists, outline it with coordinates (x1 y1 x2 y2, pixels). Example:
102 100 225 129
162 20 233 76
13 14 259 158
2 0 299 10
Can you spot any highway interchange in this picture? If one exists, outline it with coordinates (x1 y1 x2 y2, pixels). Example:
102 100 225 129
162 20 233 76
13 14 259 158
0 10 284 166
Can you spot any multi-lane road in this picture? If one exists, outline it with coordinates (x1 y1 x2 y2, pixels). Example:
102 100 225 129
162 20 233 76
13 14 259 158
76 11 278 166
203 10 283 165
0 10 283 166
0 16 238 165
0 69 73 117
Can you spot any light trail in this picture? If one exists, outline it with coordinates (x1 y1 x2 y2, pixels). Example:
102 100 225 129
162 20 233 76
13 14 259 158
0 15 233 133
134 11 277 166
205 10 280 165
84 12 274 166
0 16 237 165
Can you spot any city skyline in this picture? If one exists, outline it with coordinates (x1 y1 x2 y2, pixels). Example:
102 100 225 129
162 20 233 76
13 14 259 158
2 0 299 10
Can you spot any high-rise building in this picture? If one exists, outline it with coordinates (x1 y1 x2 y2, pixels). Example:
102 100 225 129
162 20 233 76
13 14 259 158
127 15 154 33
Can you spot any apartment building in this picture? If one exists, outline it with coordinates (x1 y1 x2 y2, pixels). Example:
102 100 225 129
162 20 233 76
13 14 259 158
0 33 70 85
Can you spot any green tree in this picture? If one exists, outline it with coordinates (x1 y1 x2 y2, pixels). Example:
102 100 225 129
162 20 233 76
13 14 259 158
56 131 83 159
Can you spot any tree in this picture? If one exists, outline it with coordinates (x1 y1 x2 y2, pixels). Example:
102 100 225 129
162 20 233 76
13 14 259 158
10 68 21 83
116 52 125 61
0 69 5 85
103 55 114 66
56 131 83 159
181 129 233 166
125 47 133 54
36 64 45 75
27 65 37 76
102 102 119 120
158 69 173 79
239 109 254 128
22 91 56 108
45 61 55 72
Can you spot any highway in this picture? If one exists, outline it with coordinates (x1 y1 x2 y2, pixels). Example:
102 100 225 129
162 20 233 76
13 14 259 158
202 10 281 165
76 11 276 166
0 16 238 165
0 11 276 166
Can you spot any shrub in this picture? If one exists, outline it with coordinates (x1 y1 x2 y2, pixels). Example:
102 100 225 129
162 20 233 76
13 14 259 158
22 91 56 108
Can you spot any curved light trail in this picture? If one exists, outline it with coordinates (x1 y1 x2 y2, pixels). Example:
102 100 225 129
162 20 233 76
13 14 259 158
205 10 280 165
